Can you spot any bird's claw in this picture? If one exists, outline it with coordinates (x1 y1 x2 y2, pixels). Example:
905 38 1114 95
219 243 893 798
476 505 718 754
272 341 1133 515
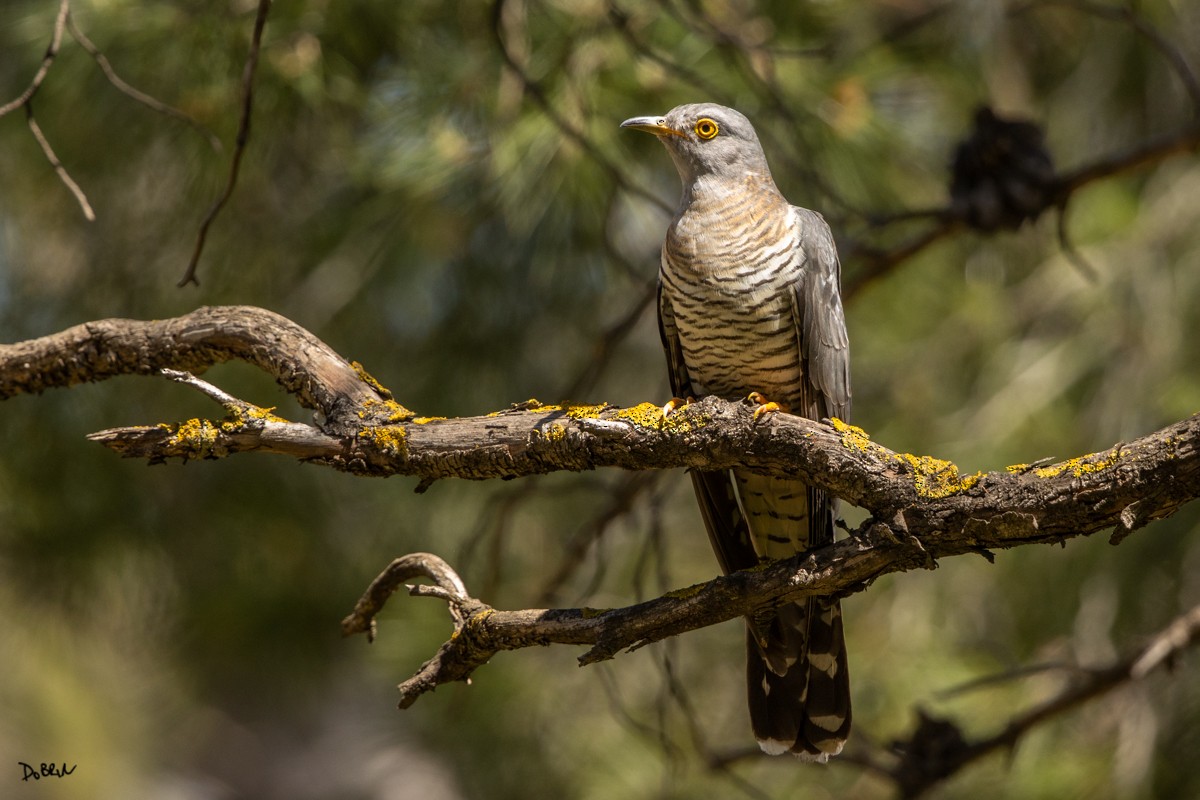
747 391 788 420
662 396 693 417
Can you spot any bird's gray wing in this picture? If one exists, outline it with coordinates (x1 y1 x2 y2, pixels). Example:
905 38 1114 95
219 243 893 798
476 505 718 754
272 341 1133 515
772 207 852 757
657 281 758 574
792 207 851 424
657 280 693 404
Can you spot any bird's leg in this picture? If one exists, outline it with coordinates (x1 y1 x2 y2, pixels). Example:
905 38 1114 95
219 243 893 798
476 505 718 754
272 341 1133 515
747 391 789 420
662 396 694 416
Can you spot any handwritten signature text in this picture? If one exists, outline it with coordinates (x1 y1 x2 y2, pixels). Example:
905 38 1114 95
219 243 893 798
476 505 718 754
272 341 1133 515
19 762 76 781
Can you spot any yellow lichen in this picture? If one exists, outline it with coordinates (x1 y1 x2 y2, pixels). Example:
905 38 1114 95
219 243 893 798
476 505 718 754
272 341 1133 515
351 361 394 399
1006 463 1030 473
562 402 611 420
895 452 983 499
358 424 408 456
1034 448 1120 479
830 417 873 451
167 417 221 457
539 423 568 442
488 398 710 433
218 405 287 433
246 405 287 423
463 607 495 632
357 397 415 423
662 404 711 433
611 402 665 428
831 418 979 498
411 416 447 425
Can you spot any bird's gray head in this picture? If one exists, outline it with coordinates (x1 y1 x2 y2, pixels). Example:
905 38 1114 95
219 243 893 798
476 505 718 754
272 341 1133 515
620 103 772 186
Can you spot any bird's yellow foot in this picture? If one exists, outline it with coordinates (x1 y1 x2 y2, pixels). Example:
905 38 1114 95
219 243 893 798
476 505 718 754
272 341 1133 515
747 391 788 420
662 396 693 416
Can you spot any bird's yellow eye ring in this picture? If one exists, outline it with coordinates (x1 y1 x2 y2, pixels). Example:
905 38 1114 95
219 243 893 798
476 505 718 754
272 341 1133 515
694 118 719 140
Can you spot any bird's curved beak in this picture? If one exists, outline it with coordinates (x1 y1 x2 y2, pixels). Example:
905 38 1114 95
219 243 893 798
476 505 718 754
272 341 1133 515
620 115 686 138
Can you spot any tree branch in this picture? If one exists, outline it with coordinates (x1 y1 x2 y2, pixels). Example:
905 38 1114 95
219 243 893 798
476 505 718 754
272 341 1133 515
1 0 221 221
4 304 1196 516
0 0 69 118
24 102 95 221
65 12 222 152
0 0 95 221
886 601 1200 798
3 304 1198 713
178 0 273 287
0 305 386 426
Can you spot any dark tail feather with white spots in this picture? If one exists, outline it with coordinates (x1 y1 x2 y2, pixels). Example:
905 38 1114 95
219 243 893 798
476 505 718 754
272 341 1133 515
746 597 851 761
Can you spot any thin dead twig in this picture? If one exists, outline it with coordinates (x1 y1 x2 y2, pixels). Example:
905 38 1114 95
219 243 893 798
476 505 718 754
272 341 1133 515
1 0 95 221
178 0 272 287
0 0 69 118
491 0 673 216
65 13 223 152
24 104 95 220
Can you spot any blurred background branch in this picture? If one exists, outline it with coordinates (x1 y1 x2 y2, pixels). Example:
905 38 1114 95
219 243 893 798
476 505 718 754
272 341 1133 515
0 0 223 221
179 0 273 287
885 601 1200 798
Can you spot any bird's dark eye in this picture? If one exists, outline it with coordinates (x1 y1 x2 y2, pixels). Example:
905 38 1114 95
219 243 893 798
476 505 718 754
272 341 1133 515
694 118 719 140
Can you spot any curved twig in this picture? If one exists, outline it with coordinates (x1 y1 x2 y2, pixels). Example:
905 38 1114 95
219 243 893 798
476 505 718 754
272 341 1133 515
178 0 273 287
340 552 494 708
65 13 223 152
0 0 95 221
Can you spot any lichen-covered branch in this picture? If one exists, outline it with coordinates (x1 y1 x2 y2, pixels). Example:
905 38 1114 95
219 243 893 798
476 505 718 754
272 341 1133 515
339 522 928 711
341 520 1200 734
339 552 498 708
0 305 389 429
4 305 1198 539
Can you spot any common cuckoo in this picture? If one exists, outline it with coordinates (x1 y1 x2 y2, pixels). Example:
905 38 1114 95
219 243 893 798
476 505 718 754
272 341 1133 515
621 103 852 761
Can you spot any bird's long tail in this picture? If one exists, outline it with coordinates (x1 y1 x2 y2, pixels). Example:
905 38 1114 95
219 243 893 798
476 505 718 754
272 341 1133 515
746 596 851 761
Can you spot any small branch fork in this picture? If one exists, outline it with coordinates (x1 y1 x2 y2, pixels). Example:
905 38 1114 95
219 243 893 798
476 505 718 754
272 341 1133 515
0 0 222 222
339 553 496 708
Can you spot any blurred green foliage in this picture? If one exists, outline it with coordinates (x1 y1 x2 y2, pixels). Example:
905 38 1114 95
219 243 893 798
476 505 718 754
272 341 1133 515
2 1 1200 798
